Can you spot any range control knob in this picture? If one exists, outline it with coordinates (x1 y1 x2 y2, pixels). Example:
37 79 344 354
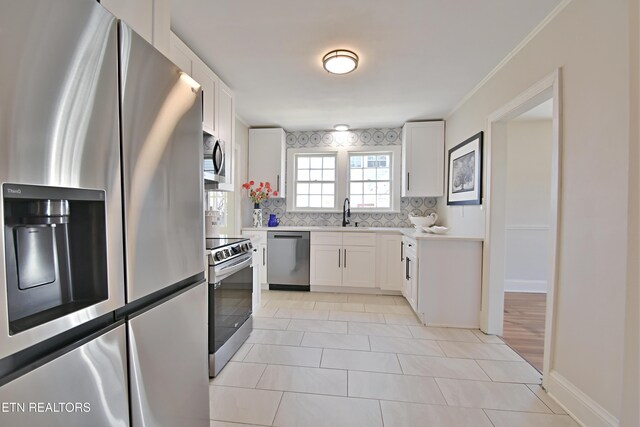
247 242 253 251
214 252 223 262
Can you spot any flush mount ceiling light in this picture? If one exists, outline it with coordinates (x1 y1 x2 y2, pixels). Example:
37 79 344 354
334 124 349 131
322 50 358 74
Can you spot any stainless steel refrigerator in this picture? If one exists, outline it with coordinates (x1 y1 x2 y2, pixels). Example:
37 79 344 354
0 1 208 426
116 21 209 427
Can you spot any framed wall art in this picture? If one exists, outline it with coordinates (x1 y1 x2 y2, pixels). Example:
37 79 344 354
447 131 483 205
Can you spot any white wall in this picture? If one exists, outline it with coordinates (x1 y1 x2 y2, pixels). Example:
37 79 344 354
504 120 552 293
439 0 630 422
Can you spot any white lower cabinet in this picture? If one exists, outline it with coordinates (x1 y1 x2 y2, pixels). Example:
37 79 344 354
309 245 342 286
342 245 376 287
310 232 376 288
402 237 418 311
376 234 403 291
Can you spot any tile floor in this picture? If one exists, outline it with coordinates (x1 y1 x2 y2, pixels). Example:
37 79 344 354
210 290 578 427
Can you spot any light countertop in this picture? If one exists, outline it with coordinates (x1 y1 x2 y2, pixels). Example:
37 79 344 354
242 226 484 242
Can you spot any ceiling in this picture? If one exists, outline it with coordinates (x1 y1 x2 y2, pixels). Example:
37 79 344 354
171 0 561 131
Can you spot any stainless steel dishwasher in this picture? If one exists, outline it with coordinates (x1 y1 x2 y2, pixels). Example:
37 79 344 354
267 231 310 291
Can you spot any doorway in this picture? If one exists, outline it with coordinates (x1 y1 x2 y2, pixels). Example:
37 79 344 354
481 70 561 384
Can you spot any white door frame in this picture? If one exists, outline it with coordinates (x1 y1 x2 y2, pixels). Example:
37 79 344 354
481 69 562 383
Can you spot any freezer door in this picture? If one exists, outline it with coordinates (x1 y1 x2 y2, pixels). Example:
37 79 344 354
128 282 208 427
0 0 125 359
119 23 204 302
0 325 129 426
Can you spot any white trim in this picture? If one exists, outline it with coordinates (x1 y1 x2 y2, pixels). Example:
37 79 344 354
482 69 562 389
504 279 547 293
446 0 573 119
309 285 402 296
546 370 619 427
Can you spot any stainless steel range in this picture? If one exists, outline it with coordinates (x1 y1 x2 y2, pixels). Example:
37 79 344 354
207 237 254 376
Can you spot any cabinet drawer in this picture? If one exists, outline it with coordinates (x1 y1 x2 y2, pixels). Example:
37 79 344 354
343 232 376 247
311 232 342 246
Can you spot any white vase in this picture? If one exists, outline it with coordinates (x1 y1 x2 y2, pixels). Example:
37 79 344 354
253 208 263 228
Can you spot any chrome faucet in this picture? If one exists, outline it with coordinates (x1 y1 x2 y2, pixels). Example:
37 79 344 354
342 198 351 227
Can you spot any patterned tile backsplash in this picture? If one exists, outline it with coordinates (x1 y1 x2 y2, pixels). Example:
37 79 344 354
255 127 437 228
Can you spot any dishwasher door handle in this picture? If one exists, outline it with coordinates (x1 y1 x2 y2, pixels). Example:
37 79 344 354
272 235 304 239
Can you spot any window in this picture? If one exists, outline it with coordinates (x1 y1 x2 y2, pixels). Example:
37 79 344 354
287 146 400 212
348 153 392 209
294 154 336 209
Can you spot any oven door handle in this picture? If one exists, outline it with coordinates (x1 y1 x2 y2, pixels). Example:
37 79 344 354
213 256 252 282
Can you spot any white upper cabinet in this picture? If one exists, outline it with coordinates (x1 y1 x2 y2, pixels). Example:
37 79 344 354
168 33 236 192
191 58 217 136
248 129 287 197
169 32 193 74
100 0 170 55
216 80 235 191
401 121 445 197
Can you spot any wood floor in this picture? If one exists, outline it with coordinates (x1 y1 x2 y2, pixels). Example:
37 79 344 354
502 292 546 372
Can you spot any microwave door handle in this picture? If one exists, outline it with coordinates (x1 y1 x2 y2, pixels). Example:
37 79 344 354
213 140 224 173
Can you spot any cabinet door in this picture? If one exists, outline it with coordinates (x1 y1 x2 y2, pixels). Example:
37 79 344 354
216 80 235 191
310 245 342 286
169 32 193 74
248 129 286 198
376 234 403 291
401 121 445 197
342 245 376 288
259 243 268 286
191 59 216 135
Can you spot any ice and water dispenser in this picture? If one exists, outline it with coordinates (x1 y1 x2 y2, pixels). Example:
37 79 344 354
3 184 109 334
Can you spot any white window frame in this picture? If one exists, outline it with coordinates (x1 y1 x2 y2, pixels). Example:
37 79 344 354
286 145 401 213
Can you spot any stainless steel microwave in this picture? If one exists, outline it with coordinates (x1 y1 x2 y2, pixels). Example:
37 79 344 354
204 133 225 188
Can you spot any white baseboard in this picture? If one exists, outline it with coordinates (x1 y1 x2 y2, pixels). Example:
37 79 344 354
545 370 619 427
309 285 402 296
504 279 548 293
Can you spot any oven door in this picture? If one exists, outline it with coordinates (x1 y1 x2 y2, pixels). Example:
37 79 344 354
209 255 253 356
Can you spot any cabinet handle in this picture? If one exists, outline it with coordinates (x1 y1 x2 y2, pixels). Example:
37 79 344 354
338 249 341 268
277 175 280 192
407 172 410 191
400 242 404 261
344 249 347 269
405 257 411 280
263 248 266 266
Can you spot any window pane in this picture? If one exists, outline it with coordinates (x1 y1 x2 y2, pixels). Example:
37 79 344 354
309 169 322 181
351 195 363 208
322 196 334 208
309 195 322 207
323 169 335 181
309 183 322 194
350 182 363 195
323 156 335 169
310 157 322 169
350 169 363 180
296 195 309 207
377 182 390 194
363 195 376 206
297 183 309 194
377 168 390 180
322 183 334 195
364 182 376 194
298 169 309 181
350 156 362 168
366 156 377 167
377 155 389 167
363 168 376 180
376 195 390 208
298 156 309 169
